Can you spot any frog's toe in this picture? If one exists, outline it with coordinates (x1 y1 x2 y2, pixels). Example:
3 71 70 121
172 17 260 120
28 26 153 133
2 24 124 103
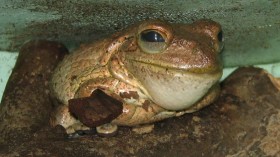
96 123 118 137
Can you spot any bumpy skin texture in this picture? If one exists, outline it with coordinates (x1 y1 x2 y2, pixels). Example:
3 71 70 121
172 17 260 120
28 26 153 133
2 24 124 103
50 19 224 134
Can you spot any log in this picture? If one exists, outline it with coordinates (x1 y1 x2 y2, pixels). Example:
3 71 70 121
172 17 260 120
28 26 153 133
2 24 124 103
0 40 68 146
0 43 279 157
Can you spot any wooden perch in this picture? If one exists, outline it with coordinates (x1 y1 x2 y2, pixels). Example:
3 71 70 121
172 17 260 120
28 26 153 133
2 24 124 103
0 40 279 157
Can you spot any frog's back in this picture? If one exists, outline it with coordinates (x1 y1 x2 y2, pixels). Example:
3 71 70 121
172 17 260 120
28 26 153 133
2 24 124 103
50 41 108 104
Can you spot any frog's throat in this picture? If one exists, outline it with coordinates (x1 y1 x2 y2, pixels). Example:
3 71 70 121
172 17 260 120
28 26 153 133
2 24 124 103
126 62 222 111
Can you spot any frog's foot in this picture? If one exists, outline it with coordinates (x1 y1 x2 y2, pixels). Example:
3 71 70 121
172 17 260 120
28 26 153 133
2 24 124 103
96 123 118 137
132 124 154 134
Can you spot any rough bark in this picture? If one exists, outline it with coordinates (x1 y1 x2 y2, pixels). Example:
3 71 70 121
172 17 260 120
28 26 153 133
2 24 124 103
0 40 68 147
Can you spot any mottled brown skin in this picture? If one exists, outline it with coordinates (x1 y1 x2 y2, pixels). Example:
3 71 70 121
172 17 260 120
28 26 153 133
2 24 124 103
50 19 224 134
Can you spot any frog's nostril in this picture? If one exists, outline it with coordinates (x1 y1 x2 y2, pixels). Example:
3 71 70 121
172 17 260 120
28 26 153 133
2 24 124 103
217 31 223 42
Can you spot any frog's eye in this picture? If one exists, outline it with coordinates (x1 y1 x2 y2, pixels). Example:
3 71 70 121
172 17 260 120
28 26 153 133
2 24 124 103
138 30 167 54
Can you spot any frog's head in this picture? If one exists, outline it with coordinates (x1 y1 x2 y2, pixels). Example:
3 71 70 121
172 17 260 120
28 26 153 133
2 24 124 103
113 19 224 110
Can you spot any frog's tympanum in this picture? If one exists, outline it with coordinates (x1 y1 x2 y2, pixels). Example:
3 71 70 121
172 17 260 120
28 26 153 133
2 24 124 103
50 19 224 136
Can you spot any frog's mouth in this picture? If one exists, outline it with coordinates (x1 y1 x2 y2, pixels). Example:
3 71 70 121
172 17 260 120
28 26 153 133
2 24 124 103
126 61 222 111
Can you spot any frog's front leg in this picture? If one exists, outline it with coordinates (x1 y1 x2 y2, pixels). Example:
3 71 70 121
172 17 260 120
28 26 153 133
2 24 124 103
73 78 177 135
52 77 122 136
50 88 122 136
52 77 182 136
95 101 175 135
50 98 171 136
50 77 119 135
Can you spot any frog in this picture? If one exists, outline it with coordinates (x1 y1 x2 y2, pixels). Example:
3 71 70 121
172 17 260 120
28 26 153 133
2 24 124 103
50 19 224 136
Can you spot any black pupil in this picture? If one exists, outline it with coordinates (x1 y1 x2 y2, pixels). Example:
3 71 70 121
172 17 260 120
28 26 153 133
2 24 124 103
218 31 223 42
141 31 165 42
